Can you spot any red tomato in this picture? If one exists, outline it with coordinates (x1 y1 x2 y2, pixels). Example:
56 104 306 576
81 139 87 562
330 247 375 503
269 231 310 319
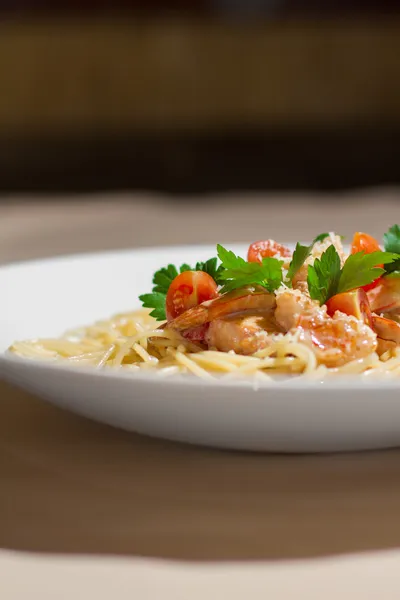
247 240 291 263
326 289 373 328
351 232 382 292
165 271 219 322
351 232 381 255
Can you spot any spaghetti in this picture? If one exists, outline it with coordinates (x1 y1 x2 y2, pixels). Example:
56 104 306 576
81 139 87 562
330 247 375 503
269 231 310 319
9 229 400 379
9 308 400 379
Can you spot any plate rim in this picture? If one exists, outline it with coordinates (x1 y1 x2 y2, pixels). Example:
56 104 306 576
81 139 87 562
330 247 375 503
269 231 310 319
0 242 249 273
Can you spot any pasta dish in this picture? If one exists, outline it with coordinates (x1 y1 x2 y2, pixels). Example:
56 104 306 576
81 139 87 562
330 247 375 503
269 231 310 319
9 228 400 380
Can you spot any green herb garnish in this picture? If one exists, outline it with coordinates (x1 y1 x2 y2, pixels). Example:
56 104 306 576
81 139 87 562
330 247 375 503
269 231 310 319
286 232 330 285
194 257 225 285
307 247 399 305
151 264 182 295
383 224 400 274
314 233 331 243
217 244 283 293
385 271 400 279
307 245 341 305
138 292 167 321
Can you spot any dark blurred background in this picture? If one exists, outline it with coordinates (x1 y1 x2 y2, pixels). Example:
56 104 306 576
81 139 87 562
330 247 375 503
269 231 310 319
0 0 399 193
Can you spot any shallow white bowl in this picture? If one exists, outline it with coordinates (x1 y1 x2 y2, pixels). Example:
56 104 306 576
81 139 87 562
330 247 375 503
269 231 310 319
1 245 399 453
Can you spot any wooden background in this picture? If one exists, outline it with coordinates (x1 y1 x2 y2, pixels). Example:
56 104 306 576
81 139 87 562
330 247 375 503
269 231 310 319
0 17 399 191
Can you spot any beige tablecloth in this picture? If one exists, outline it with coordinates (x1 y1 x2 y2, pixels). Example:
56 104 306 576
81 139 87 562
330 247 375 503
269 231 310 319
1 190 400 595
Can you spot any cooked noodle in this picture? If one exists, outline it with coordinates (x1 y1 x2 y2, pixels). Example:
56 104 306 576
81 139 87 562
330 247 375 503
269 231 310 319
9 309 400 379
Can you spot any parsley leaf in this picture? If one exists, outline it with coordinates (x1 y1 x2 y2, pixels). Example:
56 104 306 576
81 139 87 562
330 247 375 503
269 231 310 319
383 224 400 253
152 259 225 294
286 233 330 284
383 225 400 274
307 245 341 305
337 251 396 294
216 244 246 270
286 243 310 283
195 257 226 285
179 263 192 273
307 247 399 305
152 264 179 294
314 233 330 243
217 244 283 293
138 292 167 321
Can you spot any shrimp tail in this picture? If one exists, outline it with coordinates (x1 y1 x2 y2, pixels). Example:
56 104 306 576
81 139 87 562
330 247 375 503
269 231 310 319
168 304 210 332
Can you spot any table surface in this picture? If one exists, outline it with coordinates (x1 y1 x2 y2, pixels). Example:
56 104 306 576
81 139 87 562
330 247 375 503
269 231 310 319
2 189 400 563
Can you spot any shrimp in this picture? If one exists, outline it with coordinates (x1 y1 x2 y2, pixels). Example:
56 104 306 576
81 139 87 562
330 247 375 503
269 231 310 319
372 315 400 343
206 314 280 355
372 315 400 356
368 277 400 316
274 287 318 331
292 233 346 293
167 286 277 333
297 312 378 368
275 289 377 367
169 285 378 366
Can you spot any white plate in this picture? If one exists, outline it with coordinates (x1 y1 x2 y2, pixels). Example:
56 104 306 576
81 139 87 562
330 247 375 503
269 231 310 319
1 245 400 453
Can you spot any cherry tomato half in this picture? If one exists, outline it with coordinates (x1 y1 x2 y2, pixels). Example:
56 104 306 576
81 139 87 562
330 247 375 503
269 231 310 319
326 289 373 328
165 271 219 322
351 232 381 255
247 240 291 263
351 232 382 292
